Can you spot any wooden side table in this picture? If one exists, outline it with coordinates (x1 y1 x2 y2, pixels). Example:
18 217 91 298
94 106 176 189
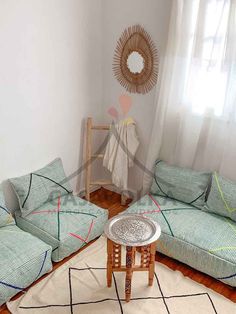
107 238 157 302
104 214 161 302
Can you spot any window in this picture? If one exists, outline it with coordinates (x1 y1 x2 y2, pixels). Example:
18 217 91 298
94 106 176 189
183 0 234 118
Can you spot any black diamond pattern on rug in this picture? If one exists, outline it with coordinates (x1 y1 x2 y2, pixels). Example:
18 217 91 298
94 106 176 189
18 267 218 314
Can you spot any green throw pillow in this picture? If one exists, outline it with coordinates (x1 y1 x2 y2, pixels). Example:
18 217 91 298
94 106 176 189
204 172 236 222
10 158 72 217
150 160 211 208
0 188 15 227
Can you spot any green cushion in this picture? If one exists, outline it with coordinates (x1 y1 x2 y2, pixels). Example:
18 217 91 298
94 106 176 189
15 194 108 262
0 188 15 228
150 160 210 208
10 158 72 217
0 225 52 305
125 194 236 287
204 172 236 222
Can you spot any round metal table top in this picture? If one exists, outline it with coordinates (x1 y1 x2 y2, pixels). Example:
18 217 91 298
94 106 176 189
104 213 161 247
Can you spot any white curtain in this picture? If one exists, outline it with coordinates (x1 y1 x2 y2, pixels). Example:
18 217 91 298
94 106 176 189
143 0 236 192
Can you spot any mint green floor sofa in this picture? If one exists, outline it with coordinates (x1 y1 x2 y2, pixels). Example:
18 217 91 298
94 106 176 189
0 190 52 306
15 195 108 262
125 161 236 287
10 158 108 262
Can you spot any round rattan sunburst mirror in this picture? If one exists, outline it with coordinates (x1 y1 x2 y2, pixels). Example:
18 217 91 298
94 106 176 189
113 24 159 94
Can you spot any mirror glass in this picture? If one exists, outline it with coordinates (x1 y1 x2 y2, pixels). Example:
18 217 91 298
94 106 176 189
127 51 144 74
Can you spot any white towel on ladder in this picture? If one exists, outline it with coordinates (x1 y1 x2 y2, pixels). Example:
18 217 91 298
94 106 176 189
103 118 139 196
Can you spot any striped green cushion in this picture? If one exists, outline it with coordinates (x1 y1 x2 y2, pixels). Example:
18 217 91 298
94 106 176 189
204 172 236 222
10 158 72 217
15 195 108 262
125 194 236 287
150 160 211 208
0 188 15 228
0 225 52 305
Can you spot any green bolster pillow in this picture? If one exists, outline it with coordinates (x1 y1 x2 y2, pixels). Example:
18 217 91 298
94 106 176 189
150 160 211 209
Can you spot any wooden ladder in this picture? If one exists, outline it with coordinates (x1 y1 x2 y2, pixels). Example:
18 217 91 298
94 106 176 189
85 117 112 201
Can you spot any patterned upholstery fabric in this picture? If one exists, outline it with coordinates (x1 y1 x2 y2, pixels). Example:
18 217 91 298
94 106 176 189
0 188 15 228
150 160 211 208
125 194 236 287
204 172 236 222
15 195 108 262
0 225 52 306
10 158 72 217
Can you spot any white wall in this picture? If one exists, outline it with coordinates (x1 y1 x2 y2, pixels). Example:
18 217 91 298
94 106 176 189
0 0 172 208
101 0 172 194
0 0 103 208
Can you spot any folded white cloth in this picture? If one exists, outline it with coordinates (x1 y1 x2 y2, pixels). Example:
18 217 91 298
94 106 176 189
103 118 139 195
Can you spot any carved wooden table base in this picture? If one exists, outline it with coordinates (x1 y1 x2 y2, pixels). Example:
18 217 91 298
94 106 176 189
106 239 156 302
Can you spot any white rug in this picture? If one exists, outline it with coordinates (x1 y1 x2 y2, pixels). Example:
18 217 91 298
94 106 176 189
7 236 235 314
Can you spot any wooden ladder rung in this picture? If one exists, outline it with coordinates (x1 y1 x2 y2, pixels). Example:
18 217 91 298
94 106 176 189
92 154 104 159
90 181 112 186
91 125 110 130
